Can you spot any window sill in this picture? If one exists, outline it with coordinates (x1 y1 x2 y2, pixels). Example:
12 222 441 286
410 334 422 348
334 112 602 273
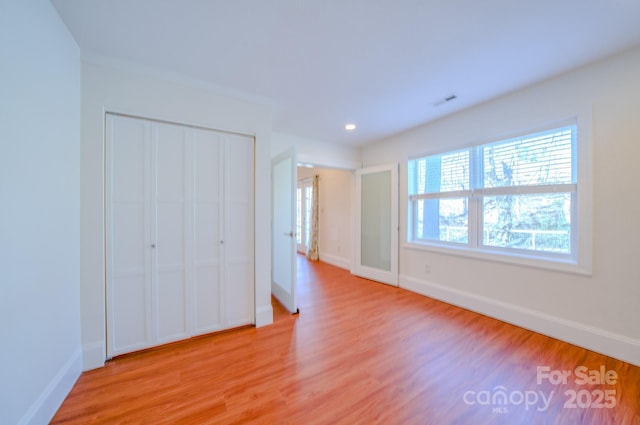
403 241 592 276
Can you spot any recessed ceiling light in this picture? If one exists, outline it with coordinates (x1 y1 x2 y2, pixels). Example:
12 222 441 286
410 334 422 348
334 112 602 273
345 123 356 131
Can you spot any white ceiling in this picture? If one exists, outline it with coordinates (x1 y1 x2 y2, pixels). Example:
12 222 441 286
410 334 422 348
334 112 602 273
51 0 640 146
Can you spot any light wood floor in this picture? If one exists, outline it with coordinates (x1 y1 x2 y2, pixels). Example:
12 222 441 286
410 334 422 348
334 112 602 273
53 256 640 424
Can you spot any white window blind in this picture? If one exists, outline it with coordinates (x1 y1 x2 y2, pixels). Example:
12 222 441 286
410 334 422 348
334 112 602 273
408 124 577 259
482 127 573 188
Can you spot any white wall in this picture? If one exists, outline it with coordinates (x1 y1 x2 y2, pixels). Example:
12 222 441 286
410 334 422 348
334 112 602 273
298 168 353 269
361 46 640 366
272 132 361 170
81 61 273 370
0 1 82 423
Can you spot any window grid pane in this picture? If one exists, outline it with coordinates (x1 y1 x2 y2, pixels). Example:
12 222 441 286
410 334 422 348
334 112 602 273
481 126 574 189
304 186 313 249
413 149 470 195
296 188 302 245
482 193 572 254
415 198 468 244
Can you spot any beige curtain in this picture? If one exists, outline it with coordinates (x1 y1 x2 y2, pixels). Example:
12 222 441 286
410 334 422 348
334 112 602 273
306 174 319 261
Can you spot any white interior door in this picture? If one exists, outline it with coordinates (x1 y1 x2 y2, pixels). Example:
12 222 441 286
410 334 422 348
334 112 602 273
191 128 224 334
154 122 189 343
271 149 298 313
224 134 255 326
355 163 399 286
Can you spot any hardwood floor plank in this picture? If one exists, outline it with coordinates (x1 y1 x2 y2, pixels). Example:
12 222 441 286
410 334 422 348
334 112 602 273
52 256 640 424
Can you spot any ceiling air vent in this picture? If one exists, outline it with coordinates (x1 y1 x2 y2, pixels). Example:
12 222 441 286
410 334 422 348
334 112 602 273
433 94 457 107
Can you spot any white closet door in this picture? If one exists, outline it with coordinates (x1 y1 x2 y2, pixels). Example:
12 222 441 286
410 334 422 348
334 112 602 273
154 123 189 343
225 134 255 326
106 115 153 355
192 128 224 334
107 113 254 358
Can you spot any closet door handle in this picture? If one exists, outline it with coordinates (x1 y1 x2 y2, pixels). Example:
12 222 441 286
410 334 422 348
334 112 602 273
284 232 294 237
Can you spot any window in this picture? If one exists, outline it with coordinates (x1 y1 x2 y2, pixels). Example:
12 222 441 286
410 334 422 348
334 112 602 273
296 178 313 253
408 124 578 262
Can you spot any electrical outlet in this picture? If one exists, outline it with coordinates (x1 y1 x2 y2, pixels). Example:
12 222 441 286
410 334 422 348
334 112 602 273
425 263 431 274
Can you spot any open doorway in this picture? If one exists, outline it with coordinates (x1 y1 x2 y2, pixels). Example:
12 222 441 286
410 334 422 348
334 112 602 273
296 166 353 270
296 177 313 255
272 150 355 316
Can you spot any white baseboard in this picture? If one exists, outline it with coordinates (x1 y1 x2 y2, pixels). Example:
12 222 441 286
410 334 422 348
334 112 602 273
319 252 351 270
400 274 640 367
82 340 106 371
82 306 274 373
255 304 274 328
18 348 82 425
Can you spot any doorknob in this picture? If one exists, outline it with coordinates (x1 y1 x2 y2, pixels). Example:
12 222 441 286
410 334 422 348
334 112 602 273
283 232 294 237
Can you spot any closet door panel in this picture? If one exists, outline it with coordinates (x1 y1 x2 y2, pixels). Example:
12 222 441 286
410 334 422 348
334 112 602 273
154 124 188 342
111 204 147 348
225 135 254 325
193 130 223 333
156 204 185 268
194 203 220 261
112 123 146 201
194 202 222 332
111 275 147 349
225 224 253 325
112 203 146 272
156 270 187 340
106 115 152 356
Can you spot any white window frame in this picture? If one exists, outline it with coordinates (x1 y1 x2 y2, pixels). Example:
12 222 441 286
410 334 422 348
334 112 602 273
406 116 593 275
